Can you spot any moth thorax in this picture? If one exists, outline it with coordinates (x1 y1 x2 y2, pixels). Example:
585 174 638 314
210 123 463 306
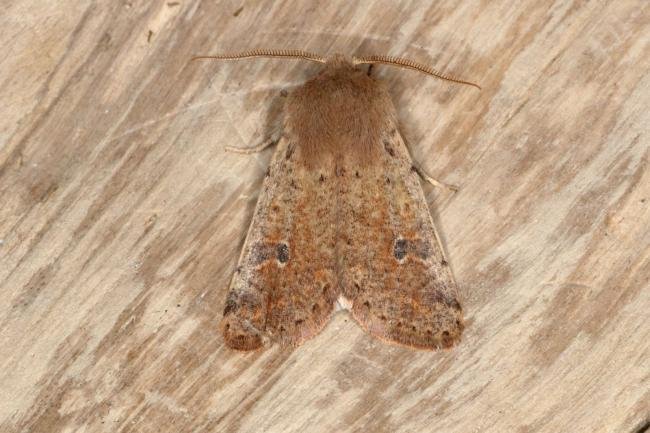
287 68 395 165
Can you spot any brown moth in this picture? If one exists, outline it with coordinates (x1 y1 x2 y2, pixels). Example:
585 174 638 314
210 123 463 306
194 50 479 350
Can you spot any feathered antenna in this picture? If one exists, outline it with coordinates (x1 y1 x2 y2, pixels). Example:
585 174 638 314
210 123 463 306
353 55 481 90
191 49 326 64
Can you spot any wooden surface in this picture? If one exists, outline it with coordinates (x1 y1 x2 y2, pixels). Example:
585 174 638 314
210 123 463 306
1 1 648 432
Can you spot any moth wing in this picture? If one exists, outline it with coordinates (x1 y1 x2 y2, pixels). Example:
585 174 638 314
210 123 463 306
339 131 464 350
221 138 338 350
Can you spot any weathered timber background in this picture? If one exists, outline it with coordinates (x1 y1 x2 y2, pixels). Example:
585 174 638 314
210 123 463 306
0 1 648 432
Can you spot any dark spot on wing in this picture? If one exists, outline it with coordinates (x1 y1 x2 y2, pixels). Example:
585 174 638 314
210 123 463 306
276 243 289 263
394 239 408 260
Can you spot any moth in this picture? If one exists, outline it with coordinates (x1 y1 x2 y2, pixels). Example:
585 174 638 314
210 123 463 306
193 49 479 350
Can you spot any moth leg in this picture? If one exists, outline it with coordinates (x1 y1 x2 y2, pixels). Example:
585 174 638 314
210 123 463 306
366 64 374 76
225 135 279 154
412 163 459 192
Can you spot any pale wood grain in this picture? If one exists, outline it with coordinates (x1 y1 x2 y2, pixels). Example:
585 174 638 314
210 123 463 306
1 1 648 432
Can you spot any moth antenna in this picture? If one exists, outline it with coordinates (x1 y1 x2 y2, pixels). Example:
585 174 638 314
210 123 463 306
353 55 481 90
191 49 326 64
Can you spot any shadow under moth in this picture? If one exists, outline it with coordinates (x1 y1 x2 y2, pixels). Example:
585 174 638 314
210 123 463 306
193 49 479 351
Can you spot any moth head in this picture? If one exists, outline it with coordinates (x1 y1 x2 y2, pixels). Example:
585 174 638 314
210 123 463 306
191 49 481 89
